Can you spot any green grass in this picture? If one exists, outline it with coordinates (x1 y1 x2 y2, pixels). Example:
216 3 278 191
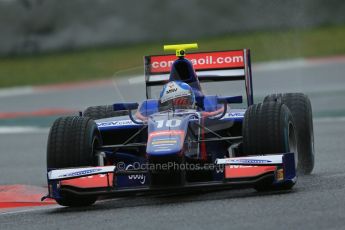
0 25 345 88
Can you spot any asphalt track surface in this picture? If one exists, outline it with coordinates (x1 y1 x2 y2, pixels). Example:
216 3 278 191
1 58 345 229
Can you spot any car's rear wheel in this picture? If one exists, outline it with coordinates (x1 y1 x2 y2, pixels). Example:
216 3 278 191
83 105 128 120
243 102 297 191
47 116 101 206
264 93 314 174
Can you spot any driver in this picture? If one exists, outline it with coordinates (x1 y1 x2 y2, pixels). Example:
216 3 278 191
159 81 195 111
159 81 225 118
135 81 195 122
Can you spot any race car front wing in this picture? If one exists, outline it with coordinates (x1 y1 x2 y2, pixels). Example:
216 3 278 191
43 153 296 201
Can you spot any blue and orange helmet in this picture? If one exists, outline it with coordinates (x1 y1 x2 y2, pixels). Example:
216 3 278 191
159 81 195 110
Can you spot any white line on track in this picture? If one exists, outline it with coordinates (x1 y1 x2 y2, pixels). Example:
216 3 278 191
0 126 49 134
128 75 143 84
0 205 58 216
314 116 345 123
253 59 307 72
0 198 118 216
0 86 34 98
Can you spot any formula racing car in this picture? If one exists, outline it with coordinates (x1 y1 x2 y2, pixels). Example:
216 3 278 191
43 43 314 207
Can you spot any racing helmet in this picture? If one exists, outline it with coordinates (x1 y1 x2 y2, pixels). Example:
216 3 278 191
159 81 195 110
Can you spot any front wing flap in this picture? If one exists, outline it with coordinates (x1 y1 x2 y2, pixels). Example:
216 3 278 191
44 153 296 200
216 153 296 184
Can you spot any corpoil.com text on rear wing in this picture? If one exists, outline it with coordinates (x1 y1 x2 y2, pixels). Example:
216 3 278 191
144 49 254 106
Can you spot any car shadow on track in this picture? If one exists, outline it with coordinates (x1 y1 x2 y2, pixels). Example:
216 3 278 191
46 188 294 214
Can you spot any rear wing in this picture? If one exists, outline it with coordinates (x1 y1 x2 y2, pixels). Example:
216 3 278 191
144 49 254 106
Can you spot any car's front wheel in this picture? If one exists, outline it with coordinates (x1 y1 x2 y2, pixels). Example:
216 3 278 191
47 116 101 206
243 102 297 191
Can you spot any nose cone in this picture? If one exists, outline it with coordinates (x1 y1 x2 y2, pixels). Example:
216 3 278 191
146 130 185 156
146 115 191 157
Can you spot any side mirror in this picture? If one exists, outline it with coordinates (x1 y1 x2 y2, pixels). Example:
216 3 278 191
113 103 143 125
217 96 243 104
113 103 139 111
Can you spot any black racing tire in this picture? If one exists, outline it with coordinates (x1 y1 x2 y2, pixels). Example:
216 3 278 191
47 116 101 168
83 105 128 120
264 93 314 174
243 102 297 155
47 116 102 206
243 102 297 191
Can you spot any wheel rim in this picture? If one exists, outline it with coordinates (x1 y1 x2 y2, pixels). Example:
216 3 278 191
288 122 298 168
